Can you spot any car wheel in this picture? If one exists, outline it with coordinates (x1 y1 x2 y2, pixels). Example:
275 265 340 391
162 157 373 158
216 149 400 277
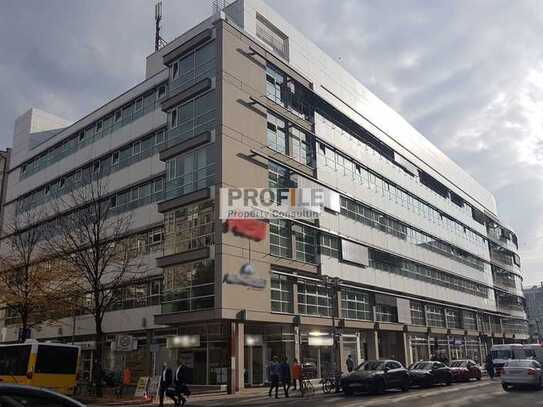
502 383 511 392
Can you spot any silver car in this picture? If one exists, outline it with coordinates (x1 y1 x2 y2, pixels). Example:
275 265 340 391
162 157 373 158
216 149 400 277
501 359 543 391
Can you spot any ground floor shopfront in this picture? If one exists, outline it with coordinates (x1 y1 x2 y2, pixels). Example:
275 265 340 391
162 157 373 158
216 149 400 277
155 318 521 391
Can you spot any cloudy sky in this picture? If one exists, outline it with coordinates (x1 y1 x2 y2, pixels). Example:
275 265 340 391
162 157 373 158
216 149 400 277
1 0 542 285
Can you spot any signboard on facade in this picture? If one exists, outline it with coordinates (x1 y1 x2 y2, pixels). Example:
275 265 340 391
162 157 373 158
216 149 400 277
113 335 137 352
167 335 200 349
308 336 333 346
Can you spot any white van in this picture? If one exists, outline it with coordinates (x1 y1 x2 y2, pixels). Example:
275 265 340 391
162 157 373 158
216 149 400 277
491 344 526 375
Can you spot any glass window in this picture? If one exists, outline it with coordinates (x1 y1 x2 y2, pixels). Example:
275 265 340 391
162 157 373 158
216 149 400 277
410 301 425 326
341 288 372 321
320 234 339 258
266 112 286 154
269 219 291 258
297 280 331 317
293 223 316 263
375 303 397 323
162 260 214 313
426 305 445 328
162 201 214 256
271 273 293 313
446 308 462 329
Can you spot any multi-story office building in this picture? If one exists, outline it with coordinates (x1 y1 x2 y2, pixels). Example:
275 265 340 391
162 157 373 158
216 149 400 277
524 284 543 340
0 0 527 390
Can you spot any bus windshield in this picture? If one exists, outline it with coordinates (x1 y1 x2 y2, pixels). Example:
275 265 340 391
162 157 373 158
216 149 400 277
0 345 31 376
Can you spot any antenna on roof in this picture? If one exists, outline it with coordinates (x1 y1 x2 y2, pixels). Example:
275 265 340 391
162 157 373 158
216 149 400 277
155 1 167 51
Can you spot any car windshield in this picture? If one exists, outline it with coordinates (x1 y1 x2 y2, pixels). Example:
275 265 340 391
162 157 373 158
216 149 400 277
356 361 385 371
411 362 433 370
506 360 534 368
450 360 468 367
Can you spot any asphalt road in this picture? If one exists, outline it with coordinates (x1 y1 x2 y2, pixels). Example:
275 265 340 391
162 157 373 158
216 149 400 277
158 380 543 407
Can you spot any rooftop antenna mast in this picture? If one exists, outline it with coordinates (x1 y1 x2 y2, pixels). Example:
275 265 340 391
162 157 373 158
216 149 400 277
155 1 167 51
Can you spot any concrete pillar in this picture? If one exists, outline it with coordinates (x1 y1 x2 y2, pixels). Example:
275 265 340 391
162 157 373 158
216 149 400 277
236 322 245 392
339 335 347 373
228 321 245 394
367 330 379 360
400 332 410 366
294 325 301 362
446 335 452 361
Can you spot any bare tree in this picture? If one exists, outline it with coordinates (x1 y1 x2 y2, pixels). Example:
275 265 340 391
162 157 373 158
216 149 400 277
0 208 68 341
44 176 143 396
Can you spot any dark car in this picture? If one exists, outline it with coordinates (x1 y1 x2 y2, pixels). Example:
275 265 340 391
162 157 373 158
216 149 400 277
408 361 453 387
0 383 85 406
340 360 410 396
449 359 482 382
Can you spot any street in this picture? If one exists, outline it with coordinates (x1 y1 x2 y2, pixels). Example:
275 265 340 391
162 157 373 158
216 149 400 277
121 380 543 407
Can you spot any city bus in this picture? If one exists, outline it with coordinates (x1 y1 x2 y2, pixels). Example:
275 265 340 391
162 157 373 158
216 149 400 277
0 341 80 395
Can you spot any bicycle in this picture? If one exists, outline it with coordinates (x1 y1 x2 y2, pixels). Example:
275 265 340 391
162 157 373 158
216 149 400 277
300 377 315 398
320 370 342 394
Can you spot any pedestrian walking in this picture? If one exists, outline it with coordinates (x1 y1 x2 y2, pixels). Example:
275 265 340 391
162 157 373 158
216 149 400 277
485 354 495 380
279 357 291 398
268 356 281 399
159 363 177 407
174 362 190 407
291 358 302 391
346 354 355 373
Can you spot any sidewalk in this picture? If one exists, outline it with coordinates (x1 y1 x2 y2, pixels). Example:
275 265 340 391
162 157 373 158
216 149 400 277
87 385 300 406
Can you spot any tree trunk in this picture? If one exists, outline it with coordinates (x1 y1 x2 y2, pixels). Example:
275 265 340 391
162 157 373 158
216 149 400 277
20 308 29 343
94 316 104 398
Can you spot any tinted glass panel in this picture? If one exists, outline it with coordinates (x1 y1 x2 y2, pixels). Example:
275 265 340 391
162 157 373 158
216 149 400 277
0 345 31 375
35 345 78 374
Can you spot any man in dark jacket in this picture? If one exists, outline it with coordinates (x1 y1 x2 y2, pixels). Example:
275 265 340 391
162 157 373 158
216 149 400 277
279 358 291 398
268 356 281 398
174 363 190 407
159 363 176 407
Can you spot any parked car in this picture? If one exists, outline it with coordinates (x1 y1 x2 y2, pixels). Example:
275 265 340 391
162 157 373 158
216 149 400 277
502 359 543 391
408 361 453 387
0 383 85 406
340 360 410 396
449 360 482 382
